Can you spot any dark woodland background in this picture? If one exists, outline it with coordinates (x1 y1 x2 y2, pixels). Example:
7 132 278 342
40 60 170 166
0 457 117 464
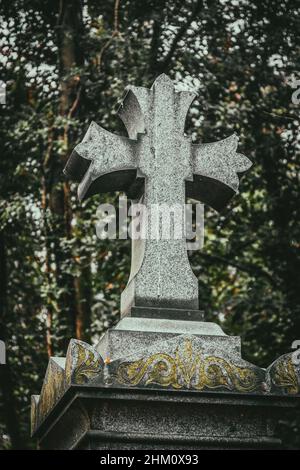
0 0 299 449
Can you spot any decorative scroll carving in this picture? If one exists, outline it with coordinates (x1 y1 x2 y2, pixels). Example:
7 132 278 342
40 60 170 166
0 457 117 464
32 340 104 435
65 339 104 385
117 339 261 392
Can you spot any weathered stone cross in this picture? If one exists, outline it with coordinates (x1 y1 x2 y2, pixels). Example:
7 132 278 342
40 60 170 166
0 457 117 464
64 74 251 317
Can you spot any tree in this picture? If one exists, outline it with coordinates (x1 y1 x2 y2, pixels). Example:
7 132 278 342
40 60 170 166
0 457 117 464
0 0 299 449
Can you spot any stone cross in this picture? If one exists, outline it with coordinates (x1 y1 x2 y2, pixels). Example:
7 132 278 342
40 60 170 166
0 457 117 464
64 74 252 316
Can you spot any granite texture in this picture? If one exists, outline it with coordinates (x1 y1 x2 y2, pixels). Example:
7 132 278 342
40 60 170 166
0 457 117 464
63 74 252 315
114 317 227 335
33 387 298 450
96 320 241 363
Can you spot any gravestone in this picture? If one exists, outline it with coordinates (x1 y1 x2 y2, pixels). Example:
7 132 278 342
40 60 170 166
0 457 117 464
32 75 300 450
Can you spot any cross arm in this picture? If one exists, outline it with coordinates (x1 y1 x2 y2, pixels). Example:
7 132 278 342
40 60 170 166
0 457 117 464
64 121 138 201
187 134 252 212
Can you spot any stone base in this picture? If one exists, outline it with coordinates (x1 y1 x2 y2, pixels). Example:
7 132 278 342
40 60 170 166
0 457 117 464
34 386 297 450
31 317 300 449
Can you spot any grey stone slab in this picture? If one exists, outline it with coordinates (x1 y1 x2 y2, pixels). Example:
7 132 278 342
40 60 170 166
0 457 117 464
127 305 204 321
34 387 297 450
115 317 226 335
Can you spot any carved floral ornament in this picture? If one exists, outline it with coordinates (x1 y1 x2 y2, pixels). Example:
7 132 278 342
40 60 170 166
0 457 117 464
116 338 262 392
31 340 104 434
115 340 299 395
65 339 104 385
267 353 300 395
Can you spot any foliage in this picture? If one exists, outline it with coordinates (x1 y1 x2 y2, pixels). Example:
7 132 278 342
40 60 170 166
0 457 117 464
0 0 299 449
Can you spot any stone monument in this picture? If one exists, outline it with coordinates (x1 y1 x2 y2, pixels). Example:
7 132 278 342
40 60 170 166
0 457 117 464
32 75 300 450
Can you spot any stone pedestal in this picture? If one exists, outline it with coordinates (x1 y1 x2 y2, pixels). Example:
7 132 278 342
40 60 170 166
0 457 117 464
31 314 300 450
34 386 297 450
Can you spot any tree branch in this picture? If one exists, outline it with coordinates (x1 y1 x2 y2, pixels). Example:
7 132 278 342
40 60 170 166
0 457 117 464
156 0 203 73
194 251 279 288
97 0 121 70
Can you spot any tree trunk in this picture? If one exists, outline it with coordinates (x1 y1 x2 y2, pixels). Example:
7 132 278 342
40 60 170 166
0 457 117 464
53 0 92 351
74 262 92 342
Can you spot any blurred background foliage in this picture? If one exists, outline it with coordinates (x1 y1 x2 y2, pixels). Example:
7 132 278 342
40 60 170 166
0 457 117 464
0 0 299 449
